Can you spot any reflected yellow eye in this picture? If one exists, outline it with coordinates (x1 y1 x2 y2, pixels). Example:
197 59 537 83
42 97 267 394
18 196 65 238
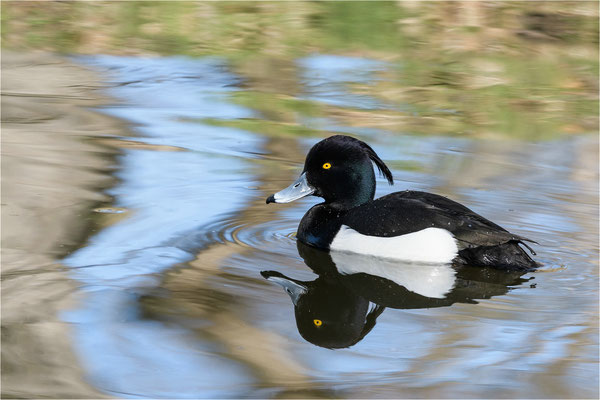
322 163 331 170
313 319 322 327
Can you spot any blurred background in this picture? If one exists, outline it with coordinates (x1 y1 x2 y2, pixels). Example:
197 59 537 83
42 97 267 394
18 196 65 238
2 1 598 398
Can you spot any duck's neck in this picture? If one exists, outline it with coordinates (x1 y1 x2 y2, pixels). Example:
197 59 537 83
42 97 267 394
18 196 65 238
328 179 375 210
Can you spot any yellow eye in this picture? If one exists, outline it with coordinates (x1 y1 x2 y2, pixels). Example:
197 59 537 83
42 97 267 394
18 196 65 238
322 163 331 170
313 319 322 327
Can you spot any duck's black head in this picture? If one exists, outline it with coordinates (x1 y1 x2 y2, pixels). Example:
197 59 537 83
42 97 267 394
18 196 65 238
267 135 393 208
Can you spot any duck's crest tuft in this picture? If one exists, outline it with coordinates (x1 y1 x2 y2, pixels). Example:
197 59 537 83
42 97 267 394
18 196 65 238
354 138 394 185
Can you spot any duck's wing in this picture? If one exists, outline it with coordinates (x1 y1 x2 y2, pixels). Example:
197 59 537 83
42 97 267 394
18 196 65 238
344 191 536 250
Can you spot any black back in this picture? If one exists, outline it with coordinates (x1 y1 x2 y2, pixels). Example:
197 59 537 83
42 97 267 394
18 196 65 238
344 190 534 248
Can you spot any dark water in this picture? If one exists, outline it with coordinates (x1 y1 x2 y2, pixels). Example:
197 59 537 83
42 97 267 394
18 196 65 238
52 54 599 398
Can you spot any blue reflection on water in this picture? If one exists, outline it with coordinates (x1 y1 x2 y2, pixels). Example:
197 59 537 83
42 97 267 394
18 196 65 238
63 55 260 397
298 54 389 109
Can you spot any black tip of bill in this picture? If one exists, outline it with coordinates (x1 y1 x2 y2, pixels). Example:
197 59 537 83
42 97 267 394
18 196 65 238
260 270 282 279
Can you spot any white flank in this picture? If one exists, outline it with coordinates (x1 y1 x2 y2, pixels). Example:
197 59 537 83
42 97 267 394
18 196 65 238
331 250 456 298
330 226 459 264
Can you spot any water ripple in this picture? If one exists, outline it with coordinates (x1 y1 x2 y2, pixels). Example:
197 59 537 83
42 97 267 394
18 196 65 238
191 214 299 253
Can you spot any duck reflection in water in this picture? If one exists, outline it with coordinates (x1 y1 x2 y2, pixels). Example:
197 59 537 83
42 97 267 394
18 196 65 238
261 242 530 349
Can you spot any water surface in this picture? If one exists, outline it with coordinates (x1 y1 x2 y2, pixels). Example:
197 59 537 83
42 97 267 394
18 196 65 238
55 54 598 398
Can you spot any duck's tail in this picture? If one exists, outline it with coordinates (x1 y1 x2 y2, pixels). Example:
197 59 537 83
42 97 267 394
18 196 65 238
458 241 539 271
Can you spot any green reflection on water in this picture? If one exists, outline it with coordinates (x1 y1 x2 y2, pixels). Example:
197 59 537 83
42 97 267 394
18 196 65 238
2 1 597 140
